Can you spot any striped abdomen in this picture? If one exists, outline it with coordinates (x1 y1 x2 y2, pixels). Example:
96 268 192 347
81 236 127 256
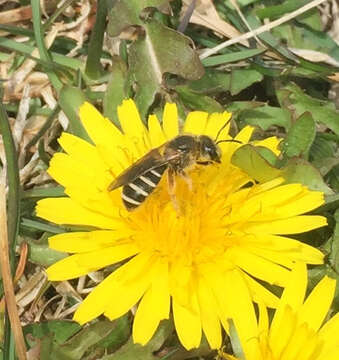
122 164 167 210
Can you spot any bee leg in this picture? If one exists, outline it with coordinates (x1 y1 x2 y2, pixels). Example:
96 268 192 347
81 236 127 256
179 170 192 191
167 168 180 213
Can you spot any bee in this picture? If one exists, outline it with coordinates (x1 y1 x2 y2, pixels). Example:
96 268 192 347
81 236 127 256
108 124 240 211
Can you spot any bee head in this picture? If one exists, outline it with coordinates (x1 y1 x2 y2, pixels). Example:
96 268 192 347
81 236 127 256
198 135 221 163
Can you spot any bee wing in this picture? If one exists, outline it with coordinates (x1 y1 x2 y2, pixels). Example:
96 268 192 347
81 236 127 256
108 145 179 191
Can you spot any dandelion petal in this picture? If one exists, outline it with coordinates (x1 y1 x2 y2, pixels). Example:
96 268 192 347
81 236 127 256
173 293 202 350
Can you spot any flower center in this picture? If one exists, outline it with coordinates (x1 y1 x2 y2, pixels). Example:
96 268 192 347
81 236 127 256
126 165 248 267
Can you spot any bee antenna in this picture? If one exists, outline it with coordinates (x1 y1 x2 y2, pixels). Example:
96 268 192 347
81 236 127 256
214 118 232 142
216 139 242 145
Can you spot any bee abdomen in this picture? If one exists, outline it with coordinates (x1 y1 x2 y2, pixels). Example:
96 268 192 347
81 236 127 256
122 164 167 210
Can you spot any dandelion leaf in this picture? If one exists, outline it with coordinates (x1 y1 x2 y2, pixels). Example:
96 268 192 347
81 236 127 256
105 320 173 360
231 144 281 183
277 83 339 136
230 69 263 96
233 145 333 194
26 319 130 359
176 85 224 112
282 158 333 195
107 0 171 36
282 112 316 158
24 320 81 347
107 0 204 118
236 105 291 131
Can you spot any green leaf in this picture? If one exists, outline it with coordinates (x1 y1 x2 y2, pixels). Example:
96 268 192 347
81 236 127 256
27 236 67 267
127 20 204 118
232 145 334 195
202 48 266 67
103 57 129 125
282 112 316 158
328 164 339 193
176 85 223 113
96 315 130 351
22 186 65 199
0 37 81 70
84 0 107 79
101 320 173 360
31 0 63 91
24 320 81 347
107 1 204 118
312 157 339 177
21 218 66 234
256 0 309 20
226 101 265 113
59 86 91 141
327 209 339 274
276 83 339 136
188 69 230 94
231 145 282 183
246 15 299 62
230 69 263 95
0 90 20 256
238 105 291 130
228 320 245 360
51 320 116 360
282 158 333 195
310 135 336 161
107 0 170 37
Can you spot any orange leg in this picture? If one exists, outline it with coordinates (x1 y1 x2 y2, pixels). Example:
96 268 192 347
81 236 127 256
179 170 192 191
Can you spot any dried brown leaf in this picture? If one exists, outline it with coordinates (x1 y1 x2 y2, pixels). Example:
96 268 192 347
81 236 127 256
181 0 248 45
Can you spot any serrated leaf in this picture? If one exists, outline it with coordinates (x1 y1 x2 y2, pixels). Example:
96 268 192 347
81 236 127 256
24 320 81 347
282 158 333 195
239 105 291 130
230 69 263 95
52 320 116 360
101 320 173 360
277 83 339 136
96 315 130 351
128 20 204 118
282 112 315 158
107 1 203 118
231 145 281 183
107 0 170 36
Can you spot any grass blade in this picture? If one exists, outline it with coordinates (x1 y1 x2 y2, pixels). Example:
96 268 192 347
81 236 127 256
31 0 63 91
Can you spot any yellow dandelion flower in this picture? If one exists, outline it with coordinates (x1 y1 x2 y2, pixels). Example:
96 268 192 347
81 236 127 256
220 263 338 360
36 100 327 350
